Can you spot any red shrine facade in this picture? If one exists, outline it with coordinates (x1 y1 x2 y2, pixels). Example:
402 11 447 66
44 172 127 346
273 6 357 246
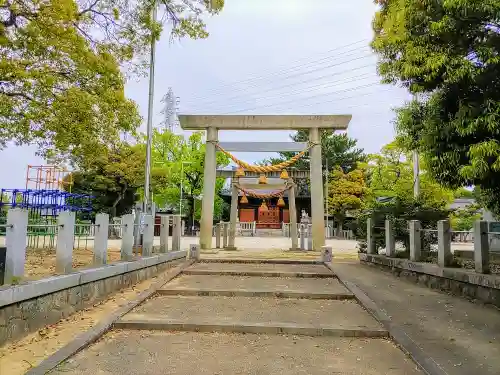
238 198 290 229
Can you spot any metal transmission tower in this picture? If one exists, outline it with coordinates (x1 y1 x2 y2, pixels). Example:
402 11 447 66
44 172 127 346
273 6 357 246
161 87 180 133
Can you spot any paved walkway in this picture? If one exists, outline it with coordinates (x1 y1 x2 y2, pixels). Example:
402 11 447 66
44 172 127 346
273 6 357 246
51 261 421 375
331 262 500 375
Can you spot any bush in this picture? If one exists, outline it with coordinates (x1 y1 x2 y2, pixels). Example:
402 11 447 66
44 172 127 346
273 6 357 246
353 198 450 253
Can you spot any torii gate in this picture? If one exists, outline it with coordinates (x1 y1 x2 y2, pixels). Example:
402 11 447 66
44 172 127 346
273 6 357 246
178 115 352 250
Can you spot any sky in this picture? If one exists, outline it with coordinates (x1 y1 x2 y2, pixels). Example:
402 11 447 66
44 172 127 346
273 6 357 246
0 0 411 189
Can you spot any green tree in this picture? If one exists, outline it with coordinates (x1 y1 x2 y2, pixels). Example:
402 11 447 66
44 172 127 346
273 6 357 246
67 144 145 218
0 0 223 160
450 204 481 232
371 0 500 216
327 168 368 229
149 130 230 227
363 142 454 208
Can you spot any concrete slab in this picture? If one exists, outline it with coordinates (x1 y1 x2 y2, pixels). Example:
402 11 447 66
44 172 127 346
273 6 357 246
162 275 352 299
51 331 422 375
186 262 333 276
114 319 388 337
190 262 332 273
125 296 382 330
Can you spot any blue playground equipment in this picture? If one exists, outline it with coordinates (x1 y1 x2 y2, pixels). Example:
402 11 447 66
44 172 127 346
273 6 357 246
0 189 93 248
0 189 93 217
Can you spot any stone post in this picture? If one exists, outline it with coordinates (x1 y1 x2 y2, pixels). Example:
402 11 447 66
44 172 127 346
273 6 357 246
200 127 218 249
474 221 490 274
385 219 395 257
288 182 299 250
366 218 375 254
160 216 169 253
93 213 109 265
321 245 333 263
307 224 313 251
227 183 238 250
309 127 326 250
215 223 221 249
4 208 28 284
189 244 200 261
437 219 452 267
299 224 306 251
172 215 181 251
409 220 421 261
142 214 154 256
121 214 134 260
56 211 75 274
222 222 228 248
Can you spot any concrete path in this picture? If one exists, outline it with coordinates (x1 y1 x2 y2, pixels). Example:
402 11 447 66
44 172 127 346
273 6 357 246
51 260 421 375
331 261 500 375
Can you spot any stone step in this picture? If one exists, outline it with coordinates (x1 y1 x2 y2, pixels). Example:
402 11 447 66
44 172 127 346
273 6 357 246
121 296 383 334
161 274 353 299
157 288 355 300
184 262 334 278
114 317 388 337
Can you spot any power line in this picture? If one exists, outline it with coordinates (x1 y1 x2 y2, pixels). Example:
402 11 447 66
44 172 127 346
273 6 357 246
225 81 383 114
182 40 372 102
189 72 377 112
249 87 395 114
182 56 376 110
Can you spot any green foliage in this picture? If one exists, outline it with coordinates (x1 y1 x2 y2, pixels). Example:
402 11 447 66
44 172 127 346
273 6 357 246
354 199 450 255
0 0 223 160
372 0 500 216
450 204 481 232
353 141 452 254
66 144 145 218
453 188 474 199
362 142 454 208
327 168 368 226
148 130 230 224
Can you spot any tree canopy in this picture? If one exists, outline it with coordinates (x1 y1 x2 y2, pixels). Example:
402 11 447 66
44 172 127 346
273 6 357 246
149 130 230 224
362 142 454 209
0 0 223 161
327 168 368 227
67 143 145 218
371 0 500 214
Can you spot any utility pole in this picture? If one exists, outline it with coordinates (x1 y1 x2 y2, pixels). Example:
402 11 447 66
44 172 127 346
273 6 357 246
324 158 329 232
413 150 420 199
143 5 158 214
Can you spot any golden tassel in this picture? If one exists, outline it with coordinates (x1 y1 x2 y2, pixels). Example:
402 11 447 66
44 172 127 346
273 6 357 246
277 196 285 207
258 174 267 184
260 200 268 211
280 169 289 180
240 194 248 204
235 167 245 178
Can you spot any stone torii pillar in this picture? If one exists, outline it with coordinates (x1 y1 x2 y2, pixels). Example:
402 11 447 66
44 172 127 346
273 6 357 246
309 127 325 250
200 127 218 249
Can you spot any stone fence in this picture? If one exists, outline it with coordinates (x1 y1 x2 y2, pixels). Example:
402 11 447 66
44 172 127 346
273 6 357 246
363 219 500 306
1 209 182 285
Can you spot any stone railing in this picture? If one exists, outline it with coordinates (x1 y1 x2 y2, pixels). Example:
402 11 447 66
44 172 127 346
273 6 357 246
0 208 182 286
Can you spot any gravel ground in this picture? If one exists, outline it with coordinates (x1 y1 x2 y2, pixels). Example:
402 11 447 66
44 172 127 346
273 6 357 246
51 331 422 375
165 274 350 294
127 296 382 329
